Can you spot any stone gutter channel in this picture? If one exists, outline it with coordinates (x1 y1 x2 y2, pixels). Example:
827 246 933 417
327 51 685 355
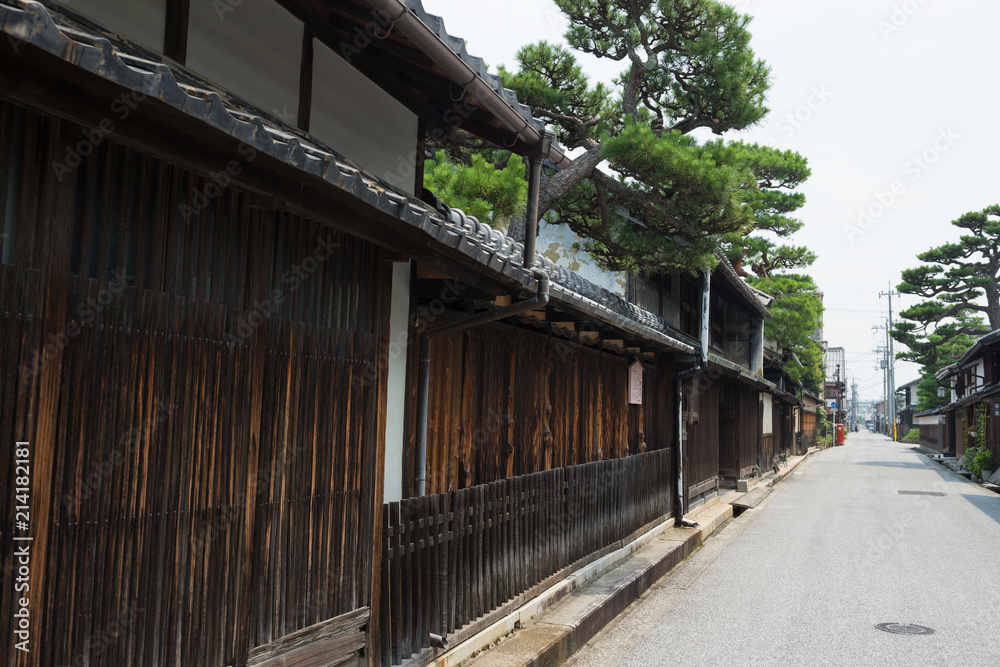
421 449 818 667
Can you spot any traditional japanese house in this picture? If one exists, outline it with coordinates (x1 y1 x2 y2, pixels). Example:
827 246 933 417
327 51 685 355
761 346 807 462
935 330 1000 468
913 408 948 457
801 390 822 449
895 378 919 437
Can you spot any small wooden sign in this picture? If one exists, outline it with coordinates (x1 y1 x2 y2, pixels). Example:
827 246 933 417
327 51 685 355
628 360 643 405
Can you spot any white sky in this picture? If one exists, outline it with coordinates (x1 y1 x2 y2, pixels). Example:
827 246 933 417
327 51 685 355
422 0 1000 401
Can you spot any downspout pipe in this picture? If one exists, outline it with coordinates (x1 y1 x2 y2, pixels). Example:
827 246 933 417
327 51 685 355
674 269 711 524
413 270 550 496
523 132 553 269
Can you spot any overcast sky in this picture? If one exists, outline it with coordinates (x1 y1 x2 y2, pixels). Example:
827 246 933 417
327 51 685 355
423 0 999 402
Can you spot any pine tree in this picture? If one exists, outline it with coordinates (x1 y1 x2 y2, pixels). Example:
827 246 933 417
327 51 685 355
898 205 1000 330
428 2 813 273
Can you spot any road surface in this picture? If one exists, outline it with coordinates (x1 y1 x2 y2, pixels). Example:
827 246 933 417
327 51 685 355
568 432 1000 667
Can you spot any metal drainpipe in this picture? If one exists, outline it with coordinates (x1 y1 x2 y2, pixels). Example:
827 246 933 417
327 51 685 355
523 131 553 270
523 156 541 269
413 270 550 496
674 269 711 524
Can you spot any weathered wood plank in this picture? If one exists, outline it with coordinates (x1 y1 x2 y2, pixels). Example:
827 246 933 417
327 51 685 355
249 607 369 665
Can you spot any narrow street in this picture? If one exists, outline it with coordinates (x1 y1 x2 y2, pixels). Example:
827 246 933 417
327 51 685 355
569 433 1000 667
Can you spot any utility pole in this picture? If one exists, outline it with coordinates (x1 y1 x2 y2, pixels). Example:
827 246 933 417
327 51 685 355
873 330 888 435
851 378 858 428
880 290 900 441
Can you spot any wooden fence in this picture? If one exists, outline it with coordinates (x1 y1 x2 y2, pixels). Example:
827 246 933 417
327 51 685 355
378 448 673 665
802 410 817 450
918 424 941 454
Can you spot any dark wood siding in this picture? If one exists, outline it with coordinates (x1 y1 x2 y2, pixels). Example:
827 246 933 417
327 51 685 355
408 324 675 496
719 381 739 481
738 385 761 479
0 101 390 666
684 380 720 500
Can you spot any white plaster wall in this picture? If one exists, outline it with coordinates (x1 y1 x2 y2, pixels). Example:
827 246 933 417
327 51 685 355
187 0 301 124
67 0 166 52
537 222 627 298
762 393 774 434
383 261 411 503
914 415 944 426
310 41 418 195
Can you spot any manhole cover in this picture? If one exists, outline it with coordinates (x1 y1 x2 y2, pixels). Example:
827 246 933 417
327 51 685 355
875 623 935 635
898 490 946 496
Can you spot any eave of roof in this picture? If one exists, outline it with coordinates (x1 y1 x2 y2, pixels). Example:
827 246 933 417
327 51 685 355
707 352 778 392
360 0 570 166
925 383 1000 414
937 329 1000 381
714 254 771 319
0 0 696 355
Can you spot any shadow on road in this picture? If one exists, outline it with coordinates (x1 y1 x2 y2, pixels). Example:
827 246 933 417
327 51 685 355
851 457 960 483
852 460 929 469
961 493 1000 526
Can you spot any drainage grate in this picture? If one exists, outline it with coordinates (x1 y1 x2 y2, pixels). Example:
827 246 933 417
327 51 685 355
875 623 935 635
898 490 946 496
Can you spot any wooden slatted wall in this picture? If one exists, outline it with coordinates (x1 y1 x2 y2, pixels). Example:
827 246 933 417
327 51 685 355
802 410 817 450
718 381 739 481
684 380 720 500
738 387 761 479
407 323 673 496
0 101 390 666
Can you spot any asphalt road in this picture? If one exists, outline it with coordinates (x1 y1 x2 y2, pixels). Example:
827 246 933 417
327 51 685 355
568 432 1000 667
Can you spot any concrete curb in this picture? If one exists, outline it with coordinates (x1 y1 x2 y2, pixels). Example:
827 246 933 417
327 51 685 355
765 450 814 487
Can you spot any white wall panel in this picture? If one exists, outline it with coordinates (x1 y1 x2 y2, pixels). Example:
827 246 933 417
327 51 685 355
310 40 418 195
187 0 301 125
66 0 167 52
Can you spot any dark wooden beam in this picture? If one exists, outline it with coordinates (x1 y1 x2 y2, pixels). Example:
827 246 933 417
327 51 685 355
410 278 497 302
298 26 314 132
163 0 189 64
